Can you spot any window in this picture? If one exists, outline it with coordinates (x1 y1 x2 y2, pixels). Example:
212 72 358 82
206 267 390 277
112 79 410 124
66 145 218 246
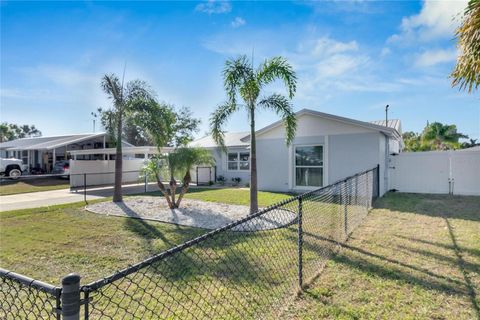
21 150 28 165
295 145 323 187
227 151 250 171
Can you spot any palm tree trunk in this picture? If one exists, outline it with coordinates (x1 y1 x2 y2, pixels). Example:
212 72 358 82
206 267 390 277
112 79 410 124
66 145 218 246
113 110 123 202
169 177 177 208
249 107 258 214
175 171 191 208
155 173 174 209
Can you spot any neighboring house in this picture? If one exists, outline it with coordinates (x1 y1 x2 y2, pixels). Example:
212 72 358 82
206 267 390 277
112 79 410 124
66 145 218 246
190 132 251 184
0 132 133 173
191 109 403 195
458 145 480 151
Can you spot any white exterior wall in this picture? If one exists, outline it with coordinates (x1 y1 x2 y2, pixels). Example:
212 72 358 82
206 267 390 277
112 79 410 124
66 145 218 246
256 114 390 194
389 151 480 195
214 147 251 185
70 159 146 187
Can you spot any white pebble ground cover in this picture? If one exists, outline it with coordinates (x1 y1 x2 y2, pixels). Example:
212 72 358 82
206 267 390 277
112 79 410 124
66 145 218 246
86 196 296 231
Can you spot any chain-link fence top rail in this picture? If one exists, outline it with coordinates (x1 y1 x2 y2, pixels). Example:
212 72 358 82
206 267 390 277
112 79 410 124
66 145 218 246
1 166 378 320
0 269 61 320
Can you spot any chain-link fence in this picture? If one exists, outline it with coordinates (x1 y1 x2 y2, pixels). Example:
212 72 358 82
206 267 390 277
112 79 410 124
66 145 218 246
1 165 379 319
0 269 61 320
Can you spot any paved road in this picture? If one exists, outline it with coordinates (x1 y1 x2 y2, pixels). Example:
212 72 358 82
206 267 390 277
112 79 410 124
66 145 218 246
0 183 159 212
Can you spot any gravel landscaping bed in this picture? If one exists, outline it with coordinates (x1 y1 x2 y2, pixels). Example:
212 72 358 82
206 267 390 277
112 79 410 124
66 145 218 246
86 196 296 231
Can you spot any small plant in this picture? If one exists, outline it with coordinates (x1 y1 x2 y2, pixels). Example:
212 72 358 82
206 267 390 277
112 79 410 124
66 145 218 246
231 177 241 186
208 180 214 186
217 175 226 185
245 182 250 188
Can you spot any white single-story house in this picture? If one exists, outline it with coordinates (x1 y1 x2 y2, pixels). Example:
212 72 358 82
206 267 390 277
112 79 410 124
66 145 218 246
191 109 403 196
0 132 132 173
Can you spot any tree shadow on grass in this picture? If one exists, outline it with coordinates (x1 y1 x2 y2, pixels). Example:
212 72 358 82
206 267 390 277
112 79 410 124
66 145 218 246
374 192 480 222
113 201 299 288
395 235 480 259
294 226 480 318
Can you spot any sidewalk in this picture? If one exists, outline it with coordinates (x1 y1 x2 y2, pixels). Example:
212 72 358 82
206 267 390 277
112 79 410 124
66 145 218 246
0 183 155 212
0 182 230 212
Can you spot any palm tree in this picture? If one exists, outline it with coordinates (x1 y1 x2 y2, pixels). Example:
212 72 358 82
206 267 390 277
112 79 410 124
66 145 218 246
421 122 468 150
451 0 480 93
143 148 214 209
210 55 297 214
101 74 156 202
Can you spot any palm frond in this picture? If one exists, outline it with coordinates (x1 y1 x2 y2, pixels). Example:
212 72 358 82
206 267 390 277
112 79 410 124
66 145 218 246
173 147 214 175
258 94 297 145
223 55 254 105
256 57 297 98
451 0 480 93
209 102 239 149
101 74 123 105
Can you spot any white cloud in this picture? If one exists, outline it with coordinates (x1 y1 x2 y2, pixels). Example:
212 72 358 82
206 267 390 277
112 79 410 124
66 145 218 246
195 0 231 14
231 17 246 28
389 0 468 44
293 36 368 80
414 48 457 67
313 38 358 56
380 47 391 57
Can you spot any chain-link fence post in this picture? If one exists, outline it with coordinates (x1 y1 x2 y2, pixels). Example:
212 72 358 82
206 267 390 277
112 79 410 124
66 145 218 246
297 196 303 292
83 173 87 204
144 174 148 193
343 180 348 237
376 164 380 198
61 273 81 320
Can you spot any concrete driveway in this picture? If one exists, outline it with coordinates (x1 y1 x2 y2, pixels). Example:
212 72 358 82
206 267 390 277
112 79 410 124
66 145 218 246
0 183 158 212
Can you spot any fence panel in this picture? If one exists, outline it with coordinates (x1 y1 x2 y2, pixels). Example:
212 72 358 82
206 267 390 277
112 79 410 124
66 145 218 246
0 269 61 320
1 167 378 319
390 151 480 195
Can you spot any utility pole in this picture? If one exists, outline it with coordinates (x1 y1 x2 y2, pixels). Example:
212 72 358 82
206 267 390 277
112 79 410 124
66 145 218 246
91 112 97 133
385 104 389 126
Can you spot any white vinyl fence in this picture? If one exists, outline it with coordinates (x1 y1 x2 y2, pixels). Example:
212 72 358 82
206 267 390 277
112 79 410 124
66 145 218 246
389 150 480 196
70 159 146 188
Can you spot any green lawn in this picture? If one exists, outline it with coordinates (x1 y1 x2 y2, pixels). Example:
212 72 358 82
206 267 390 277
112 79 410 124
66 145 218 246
152 186 293 207
1 191 479 319
0 178 69 196
282 193 480 320
0 188 292 284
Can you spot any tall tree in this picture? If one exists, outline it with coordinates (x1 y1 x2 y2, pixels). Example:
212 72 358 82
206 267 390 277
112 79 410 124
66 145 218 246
403 122 469 151
101 74 156 202
0 123 42 142
210 55 297 214
451 0 480 93
96 105 200 147
421 122 468 150
141 103 204 209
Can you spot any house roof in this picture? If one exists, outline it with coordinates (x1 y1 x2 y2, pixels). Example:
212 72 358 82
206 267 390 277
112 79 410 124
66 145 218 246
0 132 115 151
370 119 402 134
190 132 250 148
457 145 480 151
241 109 403 142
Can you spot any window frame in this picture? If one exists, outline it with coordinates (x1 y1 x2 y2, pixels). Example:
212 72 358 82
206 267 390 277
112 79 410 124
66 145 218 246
226 150 250 172
294 144 324 189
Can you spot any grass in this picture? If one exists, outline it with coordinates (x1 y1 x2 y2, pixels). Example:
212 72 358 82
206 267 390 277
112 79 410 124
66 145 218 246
152 187 293 207
0 177 69 196
1 191 479 319
282 193 480 320
0 188 293 284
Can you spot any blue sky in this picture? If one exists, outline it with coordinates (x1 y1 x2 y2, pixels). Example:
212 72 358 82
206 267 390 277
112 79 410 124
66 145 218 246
1 0 478 140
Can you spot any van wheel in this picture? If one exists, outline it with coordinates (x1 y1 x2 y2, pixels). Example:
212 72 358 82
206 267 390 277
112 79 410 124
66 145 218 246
7 168 22 179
